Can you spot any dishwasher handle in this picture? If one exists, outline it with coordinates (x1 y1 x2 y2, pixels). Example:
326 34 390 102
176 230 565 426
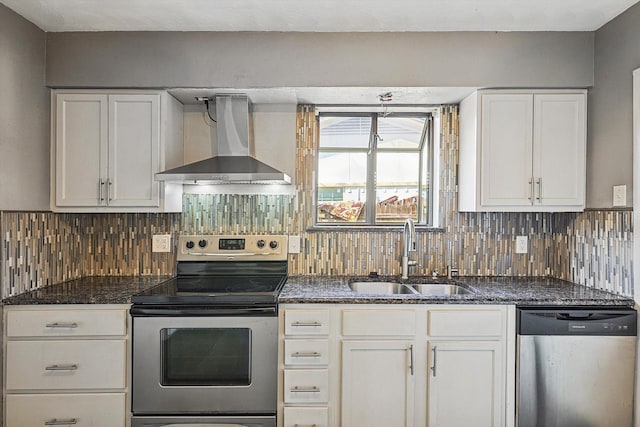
556 312 603 321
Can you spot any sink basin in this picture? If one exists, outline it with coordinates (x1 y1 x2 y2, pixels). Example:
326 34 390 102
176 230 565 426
410 283 473 296
349 281 417 295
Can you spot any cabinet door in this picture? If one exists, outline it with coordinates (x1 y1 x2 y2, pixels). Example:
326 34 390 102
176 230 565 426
533 93 586 208
427 341 503 427
108 94 160 207
341 340 415 427
480 94 534 207
55 94 108 206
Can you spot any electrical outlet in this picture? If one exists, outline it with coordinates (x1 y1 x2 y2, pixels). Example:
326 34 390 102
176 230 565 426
152 234 171 253
288 235 301 254
613 185 627 207
515 236 528 254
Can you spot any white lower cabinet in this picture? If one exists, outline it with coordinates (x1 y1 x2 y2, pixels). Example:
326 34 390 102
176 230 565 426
283 406 329 427
5 393 125 427
284 370 330 404
341 340 415 427
6 340 126 390
281 307 335 427
3 305 130 427
279 303 515 427
427 340 503 427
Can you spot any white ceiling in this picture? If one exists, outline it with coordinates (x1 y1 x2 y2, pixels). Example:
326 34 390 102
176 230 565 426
2 0 639 32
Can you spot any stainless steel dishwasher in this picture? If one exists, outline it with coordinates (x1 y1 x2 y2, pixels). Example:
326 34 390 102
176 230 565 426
517 307 637 427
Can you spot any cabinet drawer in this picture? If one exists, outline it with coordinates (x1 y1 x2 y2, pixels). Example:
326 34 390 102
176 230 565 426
6 309 127 337
285 310 330 336
284 340 330 366
6 340 126 390
428 309 504 337
342 309 416 336
284 369 329 404
6 393 125 427
284 407 329 427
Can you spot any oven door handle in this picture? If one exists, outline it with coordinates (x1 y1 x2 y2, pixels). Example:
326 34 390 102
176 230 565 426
129 306 277 317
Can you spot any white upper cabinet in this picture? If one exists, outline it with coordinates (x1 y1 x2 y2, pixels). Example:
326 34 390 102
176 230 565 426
458 90 587 212
52 90 183 212
532 94 586 207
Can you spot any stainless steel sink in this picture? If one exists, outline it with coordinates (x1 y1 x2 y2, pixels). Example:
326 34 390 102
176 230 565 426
410 283 473 296
349 281 417 295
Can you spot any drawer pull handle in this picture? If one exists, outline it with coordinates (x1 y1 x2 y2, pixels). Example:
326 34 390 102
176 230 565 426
292 351 321 358
45 322 78 328
45 419 78 426
291 385 320 393
291 321 322 327
45 364 78 371
294 424 317 427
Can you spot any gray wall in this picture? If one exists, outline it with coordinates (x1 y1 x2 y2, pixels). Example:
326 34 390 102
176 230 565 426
0 4 49 210
46 31 594 88
590 2 640 208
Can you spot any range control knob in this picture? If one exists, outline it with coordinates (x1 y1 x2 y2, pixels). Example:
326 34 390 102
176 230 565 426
185 240 195 249
257 239 266 249
269 240 279 249
198 239 207 248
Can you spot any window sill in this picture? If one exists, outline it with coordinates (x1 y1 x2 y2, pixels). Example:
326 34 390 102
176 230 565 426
307 225 445 233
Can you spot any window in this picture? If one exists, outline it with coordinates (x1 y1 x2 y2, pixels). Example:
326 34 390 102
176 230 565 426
316 112 434 226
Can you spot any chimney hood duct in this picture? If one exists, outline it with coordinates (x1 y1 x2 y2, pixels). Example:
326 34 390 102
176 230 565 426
155 95 291 185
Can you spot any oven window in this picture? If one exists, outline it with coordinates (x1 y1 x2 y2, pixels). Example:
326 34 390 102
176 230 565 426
161 328 251 386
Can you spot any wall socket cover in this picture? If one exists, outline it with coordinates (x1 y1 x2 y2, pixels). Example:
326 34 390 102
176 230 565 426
515 236 528 254
152 234 171 253
613 185 627 207
288 235 301 254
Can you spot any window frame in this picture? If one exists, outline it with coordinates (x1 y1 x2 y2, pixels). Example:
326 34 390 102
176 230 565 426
315 111 434 227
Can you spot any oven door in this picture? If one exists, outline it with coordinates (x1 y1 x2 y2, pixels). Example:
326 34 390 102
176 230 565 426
131 415 276 427
131 307 277 415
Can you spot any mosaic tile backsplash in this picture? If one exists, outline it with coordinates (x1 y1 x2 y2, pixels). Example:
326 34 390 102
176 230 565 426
0 106 634 298
1 212 181 297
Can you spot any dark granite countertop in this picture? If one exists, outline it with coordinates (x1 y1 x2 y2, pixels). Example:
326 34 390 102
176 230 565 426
3 274 633 307
280 275 635 306
2 276 173 305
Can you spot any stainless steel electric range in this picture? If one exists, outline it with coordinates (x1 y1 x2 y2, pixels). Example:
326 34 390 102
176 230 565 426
130 234 288 427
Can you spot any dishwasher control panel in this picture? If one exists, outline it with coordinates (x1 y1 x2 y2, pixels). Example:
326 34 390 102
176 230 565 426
517 308 637 336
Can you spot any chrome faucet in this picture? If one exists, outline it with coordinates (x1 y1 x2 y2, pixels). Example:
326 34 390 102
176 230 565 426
401 218 418 279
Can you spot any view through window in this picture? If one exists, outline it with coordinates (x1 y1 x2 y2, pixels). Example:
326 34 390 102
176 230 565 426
316 112 433 225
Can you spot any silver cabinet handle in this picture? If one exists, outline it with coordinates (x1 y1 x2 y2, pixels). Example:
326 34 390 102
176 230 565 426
106 178 113 205
409 344 414 376
528 178 533 201
45 364 78 371
294 424 318 427
98 178 105 204
45 322 78 328
291 321 322 327
290 385 320 393
292 351 321 358
536 177 542 202
430 346 437 377
45 419 78 426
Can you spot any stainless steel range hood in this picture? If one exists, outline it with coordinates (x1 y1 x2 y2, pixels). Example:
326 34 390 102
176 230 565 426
155 95 291 184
